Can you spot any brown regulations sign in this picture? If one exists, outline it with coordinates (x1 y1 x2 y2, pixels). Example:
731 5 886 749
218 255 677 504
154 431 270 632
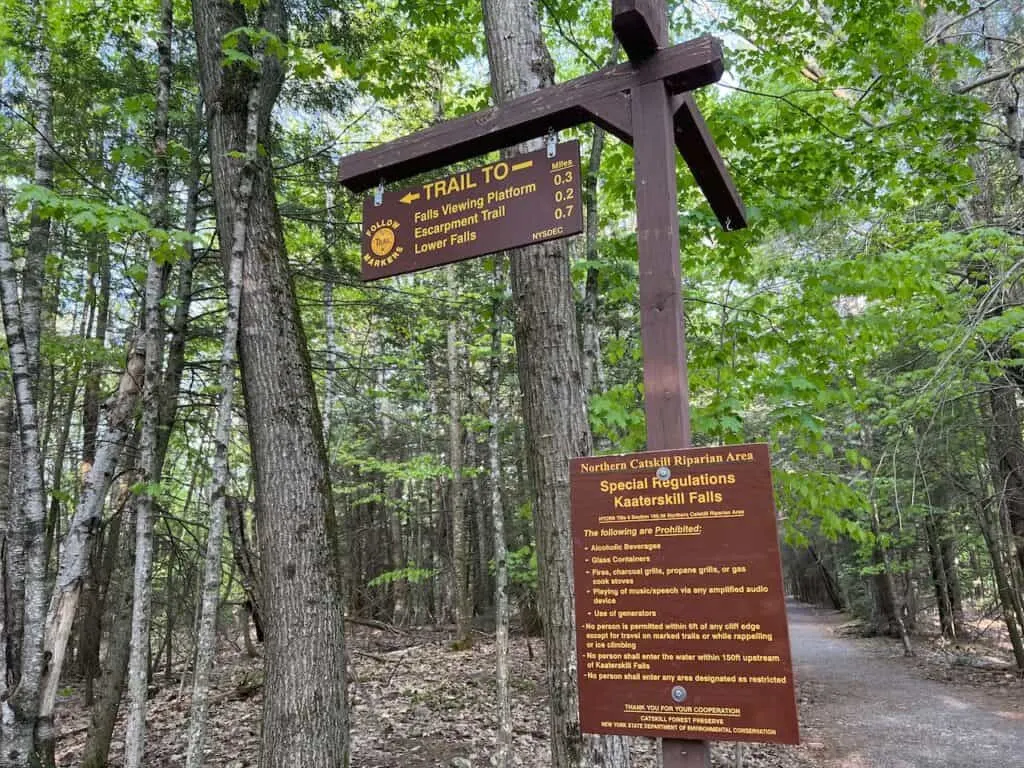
360 141 583 280
570 443 799 744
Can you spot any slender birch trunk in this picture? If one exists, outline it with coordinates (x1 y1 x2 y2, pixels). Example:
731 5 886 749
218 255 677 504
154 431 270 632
23 9 54 383
122 258 166 768
0 392 11 696
184 61 250 768
0 196 49 768
448 268 472 648
322 181 338 445
488 258 512 768
124 3 173 762
36 346 145 756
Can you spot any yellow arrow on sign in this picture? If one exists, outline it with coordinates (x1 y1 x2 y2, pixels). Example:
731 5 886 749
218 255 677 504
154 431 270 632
511 160 533 172
400 191 421 204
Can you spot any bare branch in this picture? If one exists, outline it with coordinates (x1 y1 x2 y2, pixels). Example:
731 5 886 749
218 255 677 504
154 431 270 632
956 63 1024 94
927 0 1010 44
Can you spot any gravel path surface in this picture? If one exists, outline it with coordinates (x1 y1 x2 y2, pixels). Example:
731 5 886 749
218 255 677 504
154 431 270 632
788 601 1023 768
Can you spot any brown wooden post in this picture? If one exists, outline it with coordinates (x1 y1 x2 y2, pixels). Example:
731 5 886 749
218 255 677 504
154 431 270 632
613 1 708 765
632 74 691 450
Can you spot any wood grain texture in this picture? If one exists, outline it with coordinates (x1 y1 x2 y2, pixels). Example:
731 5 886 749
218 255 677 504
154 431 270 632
632 77 690 451
612 0 666 62
613 0 746 229
580 92 633 144
673 94 747 229
338 36 723 191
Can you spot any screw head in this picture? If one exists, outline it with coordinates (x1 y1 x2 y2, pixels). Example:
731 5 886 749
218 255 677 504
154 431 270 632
656 466 671 481
671 685 687 703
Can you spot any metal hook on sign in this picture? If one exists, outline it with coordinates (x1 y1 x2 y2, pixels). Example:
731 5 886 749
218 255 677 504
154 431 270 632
724 217 733 232
374 179 384 207
546 129 558 159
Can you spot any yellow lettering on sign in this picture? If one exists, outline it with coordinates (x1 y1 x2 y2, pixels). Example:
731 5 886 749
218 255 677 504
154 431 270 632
423 172 478 201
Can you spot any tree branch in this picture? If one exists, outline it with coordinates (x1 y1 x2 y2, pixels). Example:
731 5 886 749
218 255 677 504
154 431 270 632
956 63 1024 94
927 0 1010 44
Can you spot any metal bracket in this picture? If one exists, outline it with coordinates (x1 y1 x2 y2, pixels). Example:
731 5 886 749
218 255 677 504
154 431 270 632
546 129 558 159
374 180 384 207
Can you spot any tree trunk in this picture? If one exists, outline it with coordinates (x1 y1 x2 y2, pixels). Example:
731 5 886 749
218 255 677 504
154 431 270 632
226 497 262 638
481 3 630 765
985 379 1024 576
488 258 512 768
448 268 472 648
869 509 913 654
0 393 10 695
36 346 145 759
191 0 349 763
939 526 966 638
80 236 110 470
976 503 1024 669
387 487 409 627
124 1 173 756
322 181 339 446
0 197 50 768
79 499 137 768
123 242 167 768
809 546 844 610
23 9 54 384
185 104 246 768
925 516 954 638
73 230 113 702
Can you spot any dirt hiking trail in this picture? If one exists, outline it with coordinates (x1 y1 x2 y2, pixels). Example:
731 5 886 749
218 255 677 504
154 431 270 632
787 600 1023 768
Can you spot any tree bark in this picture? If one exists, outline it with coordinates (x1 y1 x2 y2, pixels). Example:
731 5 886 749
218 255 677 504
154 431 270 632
976 502 1024 669
23 7 54 384
488 258 512 768
0 196 49 768
80 236 110 470
79 497 137 768
191 0 349 763
869 508 913 654
985 379 1024 576
122 231 167 768
226 497 262 639
925 516 954 638
481 2 630 765
185 73 247 768
322 181 339 445
0 393 10 695
387 485 409 627
123 1 173 759
939 527 966 638
36 346 145 759
448 268 472 648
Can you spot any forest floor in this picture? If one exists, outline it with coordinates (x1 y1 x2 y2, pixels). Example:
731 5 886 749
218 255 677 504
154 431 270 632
54 600 1022 767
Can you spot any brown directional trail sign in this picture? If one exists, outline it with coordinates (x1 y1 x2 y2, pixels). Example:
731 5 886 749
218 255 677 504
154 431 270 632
361 142 583 280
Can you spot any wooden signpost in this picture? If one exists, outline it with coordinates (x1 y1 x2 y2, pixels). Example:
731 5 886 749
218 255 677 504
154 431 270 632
339 2 764 766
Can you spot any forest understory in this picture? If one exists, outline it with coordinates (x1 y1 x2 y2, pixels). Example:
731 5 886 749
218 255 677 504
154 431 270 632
52 604 1022 768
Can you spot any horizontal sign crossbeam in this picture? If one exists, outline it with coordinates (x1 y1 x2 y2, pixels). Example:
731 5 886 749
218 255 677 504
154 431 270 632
338 36 723 193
